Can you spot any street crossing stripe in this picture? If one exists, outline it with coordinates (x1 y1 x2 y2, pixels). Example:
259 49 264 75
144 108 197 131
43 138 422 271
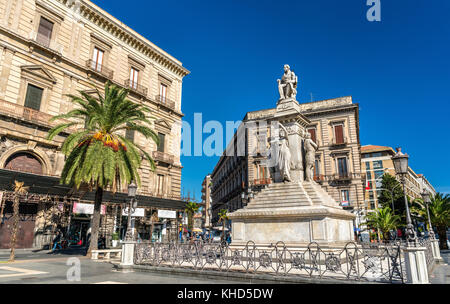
0 266 48 278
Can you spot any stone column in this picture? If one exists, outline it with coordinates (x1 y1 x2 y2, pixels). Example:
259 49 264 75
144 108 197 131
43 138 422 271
403 246 430 284
120 241 136 268
431 239 443 263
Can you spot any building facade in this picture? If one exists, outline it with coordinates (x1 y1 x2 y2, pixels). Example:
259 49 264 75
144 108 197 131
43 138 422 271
210 96 364 226
201 174 212 229
0 0 189 248
361 145 435 211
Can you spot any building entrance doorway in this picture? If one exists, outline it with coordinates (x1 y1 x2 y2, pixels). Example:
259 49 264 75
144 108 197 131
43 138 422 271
68 216 91 247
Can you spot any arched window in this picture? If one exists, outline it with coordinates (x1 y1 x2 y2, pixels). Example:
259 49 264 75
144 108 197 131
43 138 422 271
4 152 43 175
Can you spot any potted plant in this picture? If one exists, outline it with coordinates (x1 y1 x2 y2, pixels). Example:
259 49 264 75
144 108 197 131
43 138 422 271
111 232 120 247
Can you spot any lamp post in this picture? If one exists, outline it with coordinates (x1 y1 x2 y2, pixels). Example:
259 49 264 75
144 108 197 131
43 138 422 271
125 181 138 241
392 147 417 245
421 190 435 239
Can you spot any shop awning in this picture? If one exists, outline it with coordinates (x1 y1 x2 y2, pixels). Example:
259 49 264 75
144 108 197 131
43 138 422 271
0 169 186 210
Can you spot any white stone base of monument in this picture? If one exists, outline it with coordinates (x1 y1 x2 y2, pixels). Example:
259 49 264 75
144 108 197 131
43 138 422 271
229 181 355 248
431 239 444 263
403 246 429 284
120 241 136 268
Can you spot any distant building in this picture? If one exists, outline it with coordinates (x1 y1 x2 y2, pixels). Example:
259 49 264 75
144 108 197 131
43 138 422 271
201 174 212 229
210 96 364 226
361 145 435 210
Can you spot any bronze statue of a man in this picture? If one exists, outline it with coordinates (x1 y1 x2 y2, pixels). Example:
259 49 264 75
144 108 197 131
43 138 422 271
277 64 298 100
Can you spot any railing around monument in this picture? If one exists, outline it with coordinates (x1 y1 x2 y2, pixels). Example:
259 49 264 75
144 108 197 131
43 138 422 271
134 240 405 283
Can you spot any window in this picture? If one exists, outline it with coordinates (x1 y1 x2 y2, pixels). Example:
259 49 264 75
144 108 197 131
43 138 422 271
365 162 370 171
373 160 383 170
156 174 164 195
91 47 104 72
129 67 139 89
341 190 350 206
314 159 320 177
337 157 348 177
157 133 165 152
333 124 344 144
159 83 167 102
37 17 53 47
125 129 135 142
24 84 44 111
307 128 317 143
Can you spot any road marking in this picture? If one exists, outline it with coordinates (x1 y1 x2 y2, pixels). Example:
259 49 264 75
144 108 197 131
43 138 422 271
93 281 127 284
0 266 48 278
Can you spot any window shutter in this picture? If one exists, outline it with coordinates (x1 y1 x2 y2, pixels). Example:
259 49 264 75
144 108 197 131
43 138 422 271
334 125 344 144
24 84 43 111
308 128 317 143
125 129 135 142
157 133 165 152
37 17 53 46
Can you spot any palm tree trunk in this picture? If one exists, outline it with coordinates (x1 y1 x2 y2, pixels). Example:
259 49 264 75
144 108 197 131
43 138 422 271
87 187 103 257
9 197 20 262
437 226 449 250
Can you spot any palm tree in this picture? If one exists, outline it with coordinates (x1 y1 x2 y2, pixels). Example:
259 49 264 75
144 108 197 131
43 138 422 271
217 209 229 242
9 181 29 262
185 201 199 238
365 206 401 242
47 82 158 256
414 193 450 249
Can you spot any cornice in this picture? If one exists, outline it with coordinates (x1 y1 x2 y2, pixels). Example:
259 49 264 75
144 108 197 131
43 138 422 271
57 0 190 78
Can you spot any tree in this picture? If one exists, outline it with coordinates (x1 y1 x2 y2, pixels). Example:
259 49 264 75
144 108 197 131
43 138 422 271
365 206 401 242
185 201 199 238
9 181 29 262
412 193 450 249
377 174 406 216
47 82 158 256
217 209 229 241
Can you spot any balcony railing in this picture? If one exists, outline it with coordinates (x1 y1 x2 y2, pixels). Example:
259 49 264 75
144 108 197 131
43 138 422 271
86 60 114 79
124 79 148 96
313 174 326 183
0 99 75 131
252 178 272 186
331 136 348 146
155 95 176 110
152 151 174 164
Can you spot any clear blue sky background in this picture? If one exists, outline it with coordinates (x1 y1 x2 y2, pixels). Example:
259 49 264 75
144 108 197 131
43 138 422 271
92 0 450 198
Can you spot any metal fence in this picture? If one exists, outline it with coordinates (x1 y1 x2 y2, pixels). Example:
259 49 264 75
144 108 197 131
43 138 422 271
134 240 406 283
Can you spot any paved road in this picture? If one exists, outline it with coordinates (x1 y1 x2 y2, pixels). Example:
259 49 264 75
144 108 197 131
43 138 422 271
429 250 450 284
0 250 246 284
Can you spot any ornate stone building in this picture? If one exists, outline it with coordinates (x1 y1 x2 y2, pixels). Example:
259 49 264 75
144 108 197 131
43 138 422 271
210 96 364 226
0 0 189 248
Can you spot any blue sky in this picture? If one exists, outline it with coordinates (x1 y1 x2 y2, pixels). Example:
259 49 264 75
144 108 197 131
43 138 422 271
91 0 450 197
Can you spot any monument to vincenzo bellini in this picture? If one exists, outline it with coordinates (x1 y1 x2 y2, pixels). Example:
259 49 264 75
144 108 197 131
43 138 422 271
228 65 356 247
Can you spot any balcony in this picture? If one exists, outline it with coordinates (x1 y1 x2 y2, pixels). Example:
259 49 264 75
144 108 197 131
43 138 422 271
28 31 63 55
124 79 148 97
252 178 272 186
155 95 176 111
152 151 174 165
330 136 348 147
0 99 75 131
86 60 114 79
313 174 326 183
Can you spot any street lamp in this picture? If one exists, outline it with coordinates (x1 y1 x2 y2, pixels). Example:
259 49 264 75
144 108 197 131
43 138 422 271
392 147 417 245
125 181 138 241
421 190 435 239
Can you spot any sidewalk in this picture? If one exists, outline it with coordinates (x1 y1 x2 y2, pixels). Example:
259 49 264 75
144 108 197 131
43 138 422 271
429 250 450 284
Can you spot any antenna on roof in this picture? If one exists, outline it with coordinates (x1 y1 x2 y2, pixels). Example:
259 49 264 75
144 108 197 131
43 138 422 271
310 92 314 102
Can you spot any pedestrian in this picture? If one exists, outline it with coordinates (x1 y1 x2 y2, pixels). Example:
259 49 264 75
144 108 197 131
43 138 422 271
51 230 62 252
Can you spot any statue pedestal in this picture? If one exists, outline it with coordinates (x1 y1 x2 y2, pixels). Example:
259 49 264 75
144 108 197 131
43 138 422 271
228 182 355 248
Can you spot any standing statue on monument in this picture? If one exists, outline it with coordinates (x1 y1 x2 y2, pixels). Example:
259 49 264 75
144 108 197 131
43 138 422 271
277 123 291 182
304 133 318 182
277 64 298 100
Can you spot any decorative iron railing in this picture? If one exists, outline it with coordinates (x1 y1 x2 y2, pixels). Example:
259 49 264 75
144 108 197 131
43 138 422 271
86 59 114 79
134 240 405 283
155 95 176 110
124 79 148 96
